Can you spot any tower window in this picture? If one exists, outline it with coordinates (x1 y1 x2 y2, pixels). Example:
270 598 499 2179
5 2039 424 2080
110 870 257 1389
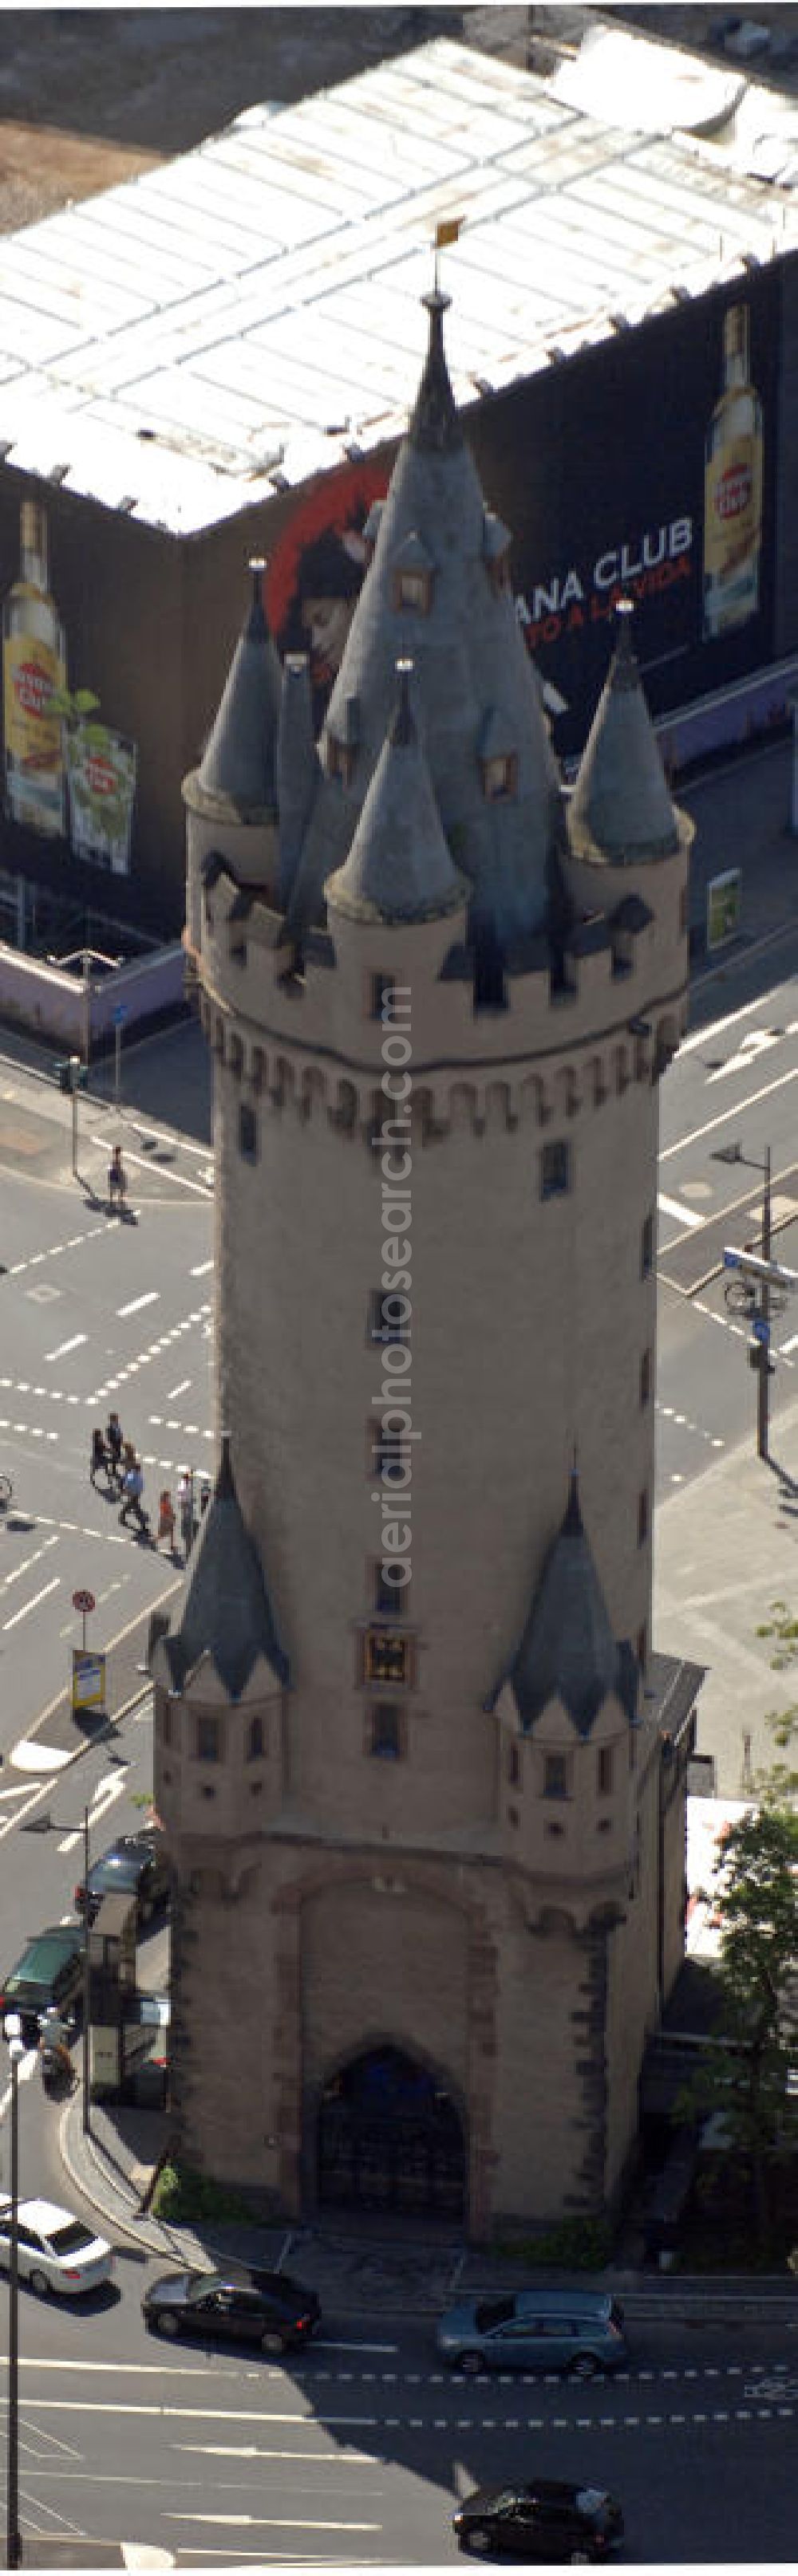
543 1752 568 1800
637 1622 647 1675
365 1630 410 1688
369 1421 407 1484
369 1288 409 1348
598 1746 614 1798
239 1102 258 1163
540 1139 571 1199
368 1703 403 1759
680 882 689 934
247 1715 266 1762
641 1211 654 1278
481 750 517 802
638 1488 649 1546
373 1560 411 1616
196 1716 220 1763
640 1346 651 1407
508 1743 520 1788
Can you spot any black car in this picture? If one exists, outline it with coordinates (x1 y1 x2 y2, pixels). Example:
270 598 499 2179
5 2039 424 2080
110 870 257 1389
142 2267 321 2353
74 1832 170 1929
0 1926 84 2046
452 2479 624 2562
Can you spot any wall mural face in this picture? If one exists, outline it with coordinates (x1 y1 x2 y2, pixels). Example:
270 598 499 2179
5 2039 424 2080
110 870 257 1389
266 458 389 728
2 495 137 872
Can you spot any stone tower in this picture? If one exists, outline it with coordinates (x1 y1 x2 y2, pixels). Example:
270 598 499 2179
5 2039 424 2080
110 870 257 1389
153 293 701 2233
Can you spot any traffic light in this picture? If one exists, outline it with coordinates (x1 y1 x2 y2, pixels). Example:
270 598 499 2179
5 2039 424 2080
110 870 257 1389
55 1059 87 1093
749 1340 775 1377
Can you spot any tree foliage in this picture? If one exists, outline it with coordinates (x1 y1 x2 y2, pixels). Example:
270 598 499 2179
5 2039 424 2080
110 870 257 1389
677 1806 798 2244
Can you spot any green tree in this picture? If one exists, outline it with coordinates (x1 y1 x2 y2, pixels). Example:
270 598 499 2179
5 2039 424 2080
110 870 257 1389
681 1806 798 2248
752 1600 798 1798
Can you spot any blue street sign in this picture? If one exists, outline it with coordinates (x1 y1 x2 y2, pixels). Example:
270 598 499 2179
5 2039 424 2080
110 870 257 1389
112 1004 127 1026
753 1314 771 1345
724 1248 740 1268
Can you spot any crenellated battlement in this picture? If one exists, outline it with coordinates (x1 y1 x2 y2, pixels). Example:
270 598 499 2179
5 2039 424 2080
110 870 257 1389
199 979 685 1139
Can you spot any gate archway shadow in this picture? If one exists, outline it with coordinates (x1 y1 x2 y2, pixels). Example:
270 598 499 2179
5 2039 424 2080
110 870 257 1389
315 2042 466 2225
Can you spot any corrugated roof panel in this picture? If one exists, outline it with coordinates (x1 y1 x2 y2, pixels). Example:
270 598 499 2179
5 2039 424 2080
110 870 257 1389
60 200 223 301
271 93 469 188
0 293 88 368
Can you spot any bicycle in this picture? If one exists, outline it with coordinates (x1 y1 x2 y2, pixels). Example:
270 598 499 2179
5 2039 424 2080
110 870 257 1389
0 1472 11 1513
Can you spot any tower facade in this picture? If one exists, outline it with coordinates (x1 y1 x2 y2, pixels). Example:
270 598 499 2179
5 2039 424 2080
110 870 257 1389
153 297 700 2233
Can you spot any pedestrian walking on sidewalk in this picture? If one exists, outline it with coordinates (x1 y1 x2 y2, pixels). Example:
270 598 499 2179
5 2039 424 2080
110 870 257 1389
157 1487 176 1553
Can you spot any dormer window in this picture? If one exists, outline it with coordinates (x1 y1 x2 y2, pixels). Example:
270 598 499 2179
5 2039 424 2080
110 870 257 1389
391 530 434 616
326 693 359 789
482 511 512 597
479 707 517 802
482 750 517 802
326 732 356 788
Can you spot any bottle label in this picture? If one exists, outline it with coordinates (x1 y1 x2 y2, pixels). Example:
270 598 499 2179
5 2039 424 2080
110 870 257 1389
3 633 64 773
704 434 762 581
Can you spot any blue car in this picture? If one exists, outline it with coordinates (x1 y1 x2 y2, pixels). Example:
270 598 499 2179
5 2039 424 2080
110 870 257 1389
436 2289 627 2377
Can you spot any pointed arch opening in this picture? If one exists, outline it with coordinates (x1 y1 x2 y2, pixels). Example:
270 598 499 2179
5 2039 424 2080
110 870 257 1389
316 2042 466 2220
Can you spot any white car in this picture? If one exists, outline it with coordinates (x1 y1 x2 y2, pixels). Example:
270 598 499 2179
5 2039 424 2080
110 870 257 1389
0 2197 113 2296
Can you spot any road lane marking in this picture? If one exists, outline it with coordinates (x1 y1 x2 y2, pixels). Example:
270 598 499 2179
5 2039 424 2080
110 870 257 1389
2 1577 59 1632
0 1539 59 1593
661 1062 798 1160
780 1331 798 1354
166 1381 192 1400
117 1292 160 1318
44 1334 87 1362
173 2447 375 2462
190 1262 214 1277
164 2520 381 2533
658 1193 705 1227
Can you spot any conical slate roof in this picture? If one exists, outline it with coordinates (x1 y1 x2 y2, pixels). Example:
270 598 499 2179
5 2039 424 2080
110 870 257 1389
326 663 467 925
277 652 318 911
491 1472 637 1739
198 561 282 814
286 290 561 955
568 601 681 865
154 1436 289 1701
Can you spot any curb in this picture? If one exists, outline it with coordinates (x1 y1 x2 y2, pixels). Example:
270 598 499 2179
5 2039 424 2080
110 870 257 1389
57 2100 798 2322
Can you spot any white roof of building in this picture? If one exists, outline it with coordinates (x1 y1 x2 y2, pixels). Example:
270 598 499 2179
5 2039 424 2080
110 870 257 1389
2 31 798 536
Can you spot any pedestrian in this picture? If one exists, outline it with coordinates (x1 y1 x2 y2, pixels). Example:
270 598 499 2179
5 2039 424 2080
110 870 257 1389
108 1144 127 1213
89 1426 108 1487
177 1467 193 1557
121 1438 136 1475
120 1455 148 1536
105 1410 123 1479
199 1474 211 1518
157 1487 176 1553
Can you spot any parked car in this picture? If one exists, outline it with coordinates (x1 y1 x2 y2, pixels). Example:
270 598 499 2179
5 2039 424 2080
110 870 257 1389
142 2267 321 2353
437 2289 627 2377
0 2198 113 2298
452 2478 624 2560
73 1831 170 1929
0 1924 83 2044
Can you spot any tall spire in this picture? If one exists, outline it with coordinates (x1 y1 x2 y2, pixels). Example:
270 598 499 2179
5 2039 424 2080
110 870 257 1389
326 658 466 926
568 596 681 865
409 288 463 455
198 557 282 813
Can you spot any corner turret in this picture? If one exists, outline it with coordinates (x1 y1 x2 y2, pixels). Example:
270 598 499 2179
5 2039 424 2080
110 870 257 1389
184 562 282 952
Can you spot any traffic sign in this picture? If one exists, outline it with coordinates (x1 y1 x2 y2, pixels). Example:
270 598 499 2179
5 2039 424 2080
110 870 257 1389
752 1314 771 1345
724 1246 798 1292
72 1649 106 1715
112 1003 127 1026
73 1588 95 1614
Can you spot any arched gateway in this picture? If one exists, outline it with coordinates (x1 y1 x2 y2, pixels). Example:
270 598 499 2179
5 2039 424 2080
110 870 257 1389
316 2045 466 2220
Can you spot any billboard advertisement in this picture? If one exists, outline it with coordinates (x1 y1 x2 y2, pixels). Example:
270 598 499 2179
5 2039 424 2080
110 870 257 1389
263 268 782 766
2 497 137 873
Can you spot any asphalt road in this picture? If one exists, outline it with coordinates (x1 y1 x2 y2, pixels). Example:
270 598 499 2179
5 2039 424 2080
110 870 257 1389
0 2290 795 2564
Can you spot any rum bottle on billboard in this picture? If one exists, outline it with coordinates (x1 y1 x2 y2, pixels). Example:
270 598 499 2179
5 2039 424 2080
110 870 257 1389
2 497 67 834
703 302 763 640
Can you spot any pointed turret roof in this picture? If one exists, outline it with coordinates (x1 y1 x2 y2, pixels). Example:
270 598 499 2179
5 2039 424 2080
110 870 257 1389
489 1471 638 1738
286 290 561 957
408 288 463 455
198 560 282 815
151 1436 289 1701
326 662 467 925
277 652 318 912
568 600 681 865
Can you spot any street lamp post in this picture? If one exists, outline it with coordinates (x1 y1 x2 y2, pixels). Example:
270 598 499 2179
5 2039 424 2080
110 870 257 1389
81 1802 91 2135
714 1140 773 1459
5 2011 24 2570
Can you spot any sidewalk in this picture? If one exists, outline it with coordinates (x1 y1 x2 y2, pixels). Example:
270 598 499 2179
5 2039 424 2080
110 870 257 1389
654 1385 798 1797
56 2082 798 2321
